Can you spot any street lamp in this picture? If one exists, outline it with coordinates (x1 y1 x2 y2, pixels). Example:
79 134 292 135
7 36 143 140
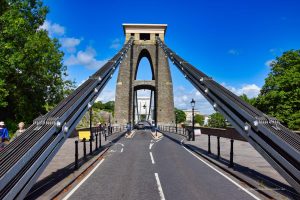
89 108 93 141
175 111 178 133
190 98 195 141
143 104 147 120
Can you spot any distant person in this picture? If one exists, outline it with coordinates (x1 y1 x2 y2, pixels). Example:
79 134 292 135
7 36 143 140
12 122 26 141
0 121 10 148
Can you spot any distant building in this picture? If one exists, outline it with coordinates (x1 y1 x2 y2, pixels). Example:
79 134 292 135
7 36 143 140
182 109 210 126
134 96 154 122
183 109 201 123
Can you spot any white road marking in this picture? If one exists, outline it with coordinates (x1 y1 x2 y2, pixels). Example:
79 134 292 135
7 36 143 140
156 138 162 143
115 143 124 147
150 152 155 164
180 139 184 144
183 146 261 200
62 159 105 200
149 143 154 150
108 150 116 152
121 148 123 152
154 173 166 200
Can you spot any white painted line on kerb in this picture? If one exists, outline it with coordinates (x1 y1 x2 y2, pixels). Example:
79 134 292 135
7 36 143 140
62 159 105 200
183 146 261 200
150 152 155 164
121 148 123 152
154 173 166 200
149 143 154 150
180 139 184 144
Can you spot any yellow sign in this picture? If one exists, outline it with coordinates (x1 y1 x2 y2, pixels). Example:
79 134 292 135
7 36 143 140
78 131 91 141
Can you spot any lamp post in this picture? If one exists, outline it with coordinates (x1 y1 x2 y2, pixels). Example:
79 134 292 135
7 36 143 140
143 104 146 121
191 98 195 141
175 112 178 133
89 108 93 141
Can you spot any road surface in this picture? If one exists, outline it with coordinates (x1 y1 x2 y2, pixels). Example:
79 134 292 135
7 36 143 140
63 130 261 200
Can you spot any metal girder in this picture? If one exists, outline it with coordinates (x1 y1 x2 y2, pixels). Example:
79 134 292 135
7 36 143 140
0 38 134 199
156 37 300 193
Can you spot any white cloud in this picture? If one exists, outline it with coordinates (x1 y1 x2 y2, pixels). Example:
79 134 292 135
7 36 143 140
65 46 108 70
60 37 81 53
39 20 65 36
110 38 122 50
173 86 214 115
96 88 116 102
265 59 275 67
222 83 261 98
228 49 239 55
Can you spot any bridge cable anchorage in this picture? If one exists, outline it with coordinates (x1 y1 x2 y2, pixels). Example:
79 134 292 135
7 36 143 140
0 38 135 200
156 37 300 193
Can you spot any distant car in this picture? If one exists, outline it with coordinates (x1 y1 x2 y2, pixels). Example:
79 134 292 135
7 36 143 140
137 122 145 130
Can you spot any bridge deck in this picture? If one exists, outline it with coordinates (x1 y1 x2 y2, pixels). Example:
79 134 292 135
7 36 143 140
63 131 261 200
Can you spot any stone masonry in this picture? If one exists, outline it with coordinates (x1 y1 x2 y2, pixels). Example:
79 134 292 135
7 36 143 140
114 24 175 126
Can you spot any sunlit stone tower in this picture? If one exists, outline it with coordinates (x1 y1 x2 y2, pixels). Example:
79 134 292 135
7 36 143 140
114 23 175 126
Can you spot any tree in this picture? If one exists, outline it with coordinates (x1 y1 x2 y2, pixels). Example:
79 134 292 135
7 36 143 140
208 113 226 128
239 94 256 106
0 0 72 130
194 114 204 126
255 50 300 130
174 108 186 124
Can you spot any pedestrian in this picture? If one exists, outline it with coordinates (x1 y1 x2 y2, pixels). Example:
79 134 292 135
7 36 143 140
0 121 10 149
12 122 26 141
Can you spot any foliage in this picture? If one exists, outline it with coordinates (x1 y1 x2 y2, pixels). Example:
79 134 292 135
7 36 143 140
239 94 256 106
140 114 146 121
255 50 300 130
208 113 226 128
93 101 115 113
77 108 107 128
0 0 73 131
174 108 186 123
194 114 204 126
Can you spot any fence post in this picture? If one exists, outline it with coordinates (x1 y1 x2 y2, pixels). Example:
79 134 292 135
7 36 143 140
208 135 211 154
105 131 107 141
89 138 92 155
217 136 220 159
95 133 98 150
75 140 78 169
99 129 102 148
83 138 87 159
229 139 234 168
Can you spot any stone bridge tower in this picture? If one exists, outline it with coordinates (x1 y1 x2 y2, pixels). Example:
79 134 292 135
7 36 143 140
114 24 175 126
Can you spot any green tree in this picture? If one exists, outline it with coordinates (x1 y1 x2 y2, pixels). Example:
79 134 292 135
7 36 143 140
174 108 186 123
194 114 204 126
239 94 256 106
208 113 226 128
255 50 300 130
0 0 72 130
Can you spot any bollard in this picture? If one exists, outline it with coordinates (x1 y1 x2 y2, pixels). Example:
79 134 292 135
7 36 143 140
99 130 102 148
229 139 234 168
89 138 92 155
95 133 98 150
105 132 107 141
83 138 87 159
208 135 211 154
75 140 78 169
217 136 220 159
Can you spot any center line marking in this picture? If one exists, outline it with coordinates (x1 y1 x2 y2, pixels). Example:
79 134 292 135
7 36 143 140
150 152 155 164
149 143 154 150
121 148 123 152
154 173 166 200
62 159 105 200
183 146 261 200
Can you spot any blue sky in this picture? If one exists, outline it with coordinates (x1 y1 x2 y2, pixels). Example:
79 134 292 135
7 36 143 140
42 0 300 114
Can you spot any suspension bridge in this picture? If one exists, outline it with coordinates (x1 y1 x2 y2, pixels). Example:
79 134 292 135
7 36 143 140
0 24 299 200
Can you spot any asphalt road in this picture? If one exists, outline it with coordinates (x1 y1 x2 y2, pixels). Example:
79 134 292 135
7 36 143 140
65 130 262 200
